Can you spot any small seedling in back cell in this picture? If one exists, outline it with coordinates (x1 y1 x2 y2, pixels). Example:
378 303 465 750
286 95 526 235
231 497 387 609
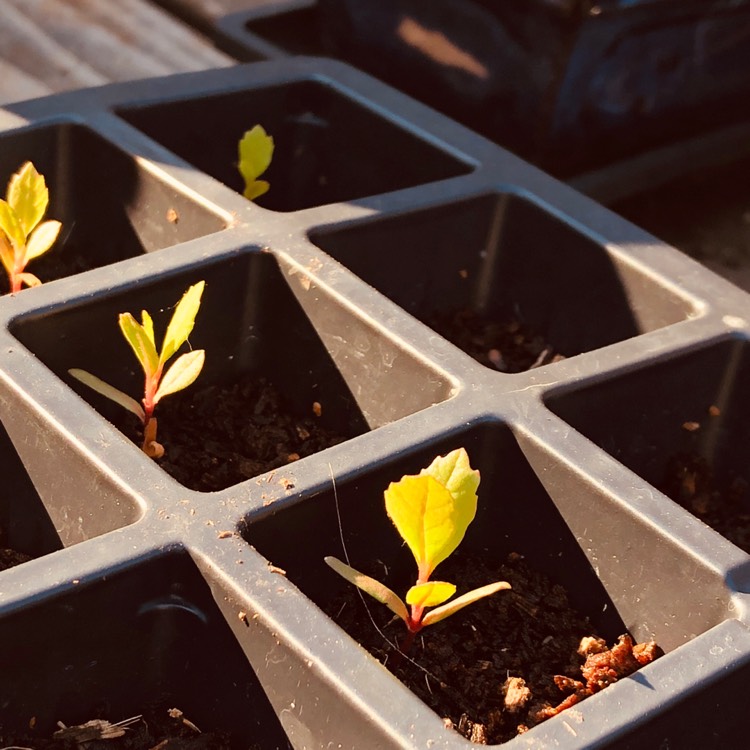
325 448 510 650
0 161 62 293
238 124 274 200
69 282 206 459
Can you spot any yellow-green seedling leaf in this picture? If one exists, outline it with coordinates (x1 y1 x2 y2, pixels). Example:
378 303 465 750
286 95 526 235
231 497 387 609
239 125 274 201
385 471 474 581
421 581 511 628
7 161 48 236
0 199 24 250
421 447 480 507
324 556 409 624
159 281 205 366
119 312 159 378
68 368 146 421
406 581 456 609
25 220 61 261
16 272 42 289
154 349 205 403
141 309 155 348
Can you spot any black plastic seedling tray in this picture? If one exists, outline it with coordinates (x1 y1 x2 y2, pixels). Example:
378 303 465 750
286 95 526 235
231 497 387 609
176 0 750 267
0 58 748 749
192 0 750 176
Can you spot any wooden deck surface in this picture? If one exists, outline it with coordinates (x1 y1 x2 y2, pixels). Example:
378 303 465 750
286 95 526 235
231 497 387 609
0 0 235 105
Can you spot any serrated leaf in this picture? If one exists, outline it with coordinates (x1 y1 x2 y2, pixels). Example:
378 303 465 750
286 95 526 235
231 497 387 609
0 232 14 277
324 556 409 624
243 179 270 201
68 368 145 421
385 471 475 581
239 125 274 200
421 447 480 506
17 272 42 289
159 281 205 366
119 312 159 378
0 199 24 249
141 310 155 348
421 581 510 627
406 581 456 608
25 220 61 261
7 162 48 236
154 349 205 403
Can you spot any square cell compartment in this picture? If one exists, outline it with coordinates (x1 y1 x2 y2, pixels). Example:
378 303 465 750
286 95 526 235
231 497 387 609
310 193 696 371
0 551 292 749
0 122 227 289
546 336 750 555
242 422 738 744
10 251 453 490
117 80 473 212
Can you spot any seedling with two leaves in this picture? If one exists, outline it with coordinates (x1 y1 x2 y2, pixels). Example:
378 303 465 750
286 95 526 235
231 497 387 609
0 162 62 293
69 282 206 459
326 448 510 649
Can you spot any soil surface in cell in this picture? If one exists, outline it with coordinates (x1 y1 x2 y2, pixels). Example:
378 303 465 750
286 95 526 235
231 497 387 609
0 707 256 750
0 246 94 295
117 376 349 492
426 308 566 372
661 450 750 554
0 546 32 571
327 552 660 745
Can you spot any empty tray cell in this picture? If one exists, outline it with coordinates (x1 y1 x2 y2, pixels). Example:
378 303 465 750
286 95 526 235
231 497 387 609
10 250 452 492
117 80 473 212
546 336 750 555
0 421 64 571
0 122 226 289
0 551 292 749
244 422 733 744
310 192 696 371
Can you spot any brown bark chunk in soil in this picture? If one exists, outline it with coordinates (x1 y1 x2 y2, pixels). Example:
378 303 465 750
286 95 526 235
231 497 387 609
116 376 348 492
326 553 659 745
425 308 565 372
660 450 750 553
536 634 661 721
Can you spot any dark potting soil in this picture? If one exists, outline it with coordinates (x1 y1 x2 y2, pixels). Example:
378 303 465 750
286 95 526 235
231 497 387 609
0 547 32 571
426 308 565 373
0 707 256 750
661 450 750 554
117 376 348 492
0 245 93 295
327 552 660 744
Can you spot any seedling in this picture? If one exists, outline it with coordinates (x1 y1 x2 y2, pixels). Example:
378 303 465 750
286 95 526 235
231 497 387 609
0 161 62 293
238 124 274 200
325 448 510 648
69 281 206 459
